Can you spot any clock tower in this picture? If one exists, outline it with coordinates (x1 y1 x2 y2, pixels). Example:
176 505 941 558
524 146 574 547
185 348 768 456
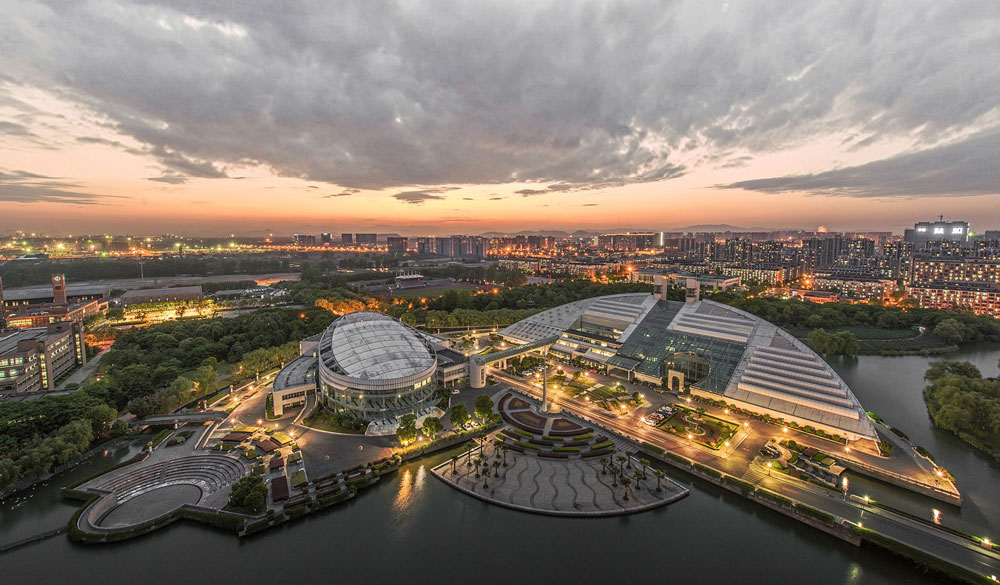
52 273 67 304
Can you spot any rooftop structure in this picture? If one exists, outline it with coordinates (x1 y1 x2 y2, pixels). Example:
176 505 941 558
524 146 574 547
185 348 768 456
120 286 203 306
316 311 440 425
501 294 878 442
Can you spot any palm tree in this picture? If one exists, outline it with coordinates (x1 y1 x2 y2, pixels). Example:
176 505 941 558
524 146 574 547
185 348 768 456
621 476 631 501
500 444 509 467
616 455 627 475
655 470 665 492
451 455 458 475
600 457 609 475
467 447 473 467
474 456 482 478
611 467 618 487
633 469 643 492
639 458 651 480
625 451 634 469
493 460 501 478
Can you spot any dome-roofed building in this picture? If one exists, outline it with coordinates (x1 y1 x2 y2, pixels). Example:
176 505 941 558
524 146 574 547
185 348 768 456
317 311 440 425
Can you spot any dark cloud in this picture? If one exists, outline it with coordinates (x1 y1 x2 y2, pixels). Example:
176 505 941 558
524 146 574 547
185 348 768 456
582 203 599 206
0 121 37 139
0 169 124 204
392 187 456 204
719 129 1000 198
5 1 1000 193
146 172 189 184
325 188 361 198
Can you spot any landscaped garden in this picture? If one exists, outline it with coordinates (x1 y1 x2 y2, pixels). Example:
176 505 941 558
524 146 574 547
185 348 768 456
656 406 739 449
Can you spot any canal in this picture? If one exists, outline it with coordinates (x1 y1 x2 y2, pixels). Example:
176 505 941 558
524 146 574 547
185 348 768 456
2 347 999 584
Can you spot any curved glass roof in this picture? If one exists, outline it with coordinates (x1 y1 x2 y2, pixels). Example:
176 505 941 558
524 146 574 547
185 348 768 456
319 312 435 381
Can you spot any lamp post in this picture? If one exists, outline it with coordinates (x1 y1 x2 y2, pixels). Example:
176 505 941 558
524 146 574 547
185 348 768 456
766 462 772 477
842 476 849 502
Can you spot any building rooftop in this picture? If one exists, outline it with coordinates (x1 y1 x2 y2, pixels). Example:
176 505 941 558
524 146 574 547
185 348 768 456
2 284 111 302
0 328 51 355
318 311 435 381
274 354 316 391
121 286 202 299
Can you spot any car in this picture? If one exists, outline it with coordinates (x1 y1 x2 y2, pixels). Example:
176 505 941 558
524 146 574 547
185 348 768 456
451 389 461 395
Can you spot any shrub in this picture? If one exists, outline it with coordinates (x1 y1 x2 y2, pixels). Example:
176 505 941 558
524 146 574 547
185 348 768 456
291 469 308 488
641 442 665 455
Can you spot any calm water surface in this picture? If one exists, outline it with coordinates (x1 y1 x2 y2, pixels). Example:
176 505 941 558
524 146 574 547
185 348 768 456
3 346 999 585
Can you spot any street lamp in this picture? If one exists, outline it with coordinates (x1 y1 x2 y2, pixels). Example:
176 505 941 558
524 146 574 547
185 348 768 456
842 476 849 501
766 462 772 476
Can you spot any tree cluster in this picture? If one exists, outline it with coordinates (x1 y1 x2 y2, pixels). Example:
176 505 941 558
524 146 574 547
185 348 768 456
0 383 122 491
228 473 267 514
0 255 291 288
806 329 861 357
101 307 333 412
924 360 1000 461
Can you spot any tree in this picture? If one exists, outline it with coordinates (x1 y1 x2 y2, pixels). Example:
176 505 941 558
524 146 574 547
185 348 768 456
421 416 443 438
228 474 267 514
933 318 967 345
449 403 470 429
396 414 418 445
0 458 21 492
474 394 495 422
654 469 665 492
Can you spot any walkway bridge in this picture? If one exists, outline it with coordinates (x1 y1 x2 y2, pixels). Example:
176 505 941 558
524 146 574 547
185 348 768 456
137 411 228 426
470 335 560 388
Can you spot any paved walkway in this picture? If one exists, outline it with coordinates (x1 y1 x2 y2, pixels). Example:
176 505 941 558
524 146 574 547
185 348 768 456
432 435 688 516
56 348 109 390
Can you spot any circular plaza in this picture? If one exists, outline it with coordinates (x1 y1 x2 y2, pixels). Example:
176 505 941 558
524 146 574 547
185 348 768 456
432 392 688 516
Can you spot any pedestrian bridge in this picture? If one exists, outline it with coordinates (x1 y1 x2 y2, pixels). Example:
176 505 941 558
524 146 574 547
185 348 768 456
137 411 228 426
470 335 560 388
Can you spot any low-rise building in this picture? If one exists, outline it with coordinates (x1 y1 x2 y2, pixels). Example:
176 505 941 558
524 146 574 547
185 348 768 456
631 268 741 292
0 322 87 394
120 286 203 306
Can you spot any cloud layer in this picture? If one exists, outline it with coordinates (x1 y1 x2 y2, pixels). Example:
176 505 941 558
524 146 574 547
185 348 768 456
2 0 1000 201
720 129 1000 198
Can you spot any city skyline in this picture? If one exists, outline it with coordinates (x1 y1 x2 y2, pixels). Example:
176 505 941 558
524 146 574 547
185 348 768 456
3 1 1000 235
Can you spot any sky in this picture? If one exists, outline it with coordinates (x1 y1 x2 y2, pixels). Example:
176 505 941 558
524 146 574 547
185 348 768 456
1 0 999 236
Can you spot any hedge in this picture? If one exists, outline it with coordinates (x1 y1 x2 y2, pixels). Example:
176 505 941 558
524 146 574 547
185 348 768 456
665 452 691 466
541 436 565 442
640 442 665 455
722 475 755 496
514 441 541 451
590 440 615 450
794 503 835 524
151 428 173 448
756 489 793 508
693 463 721 479
552 446 580 453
